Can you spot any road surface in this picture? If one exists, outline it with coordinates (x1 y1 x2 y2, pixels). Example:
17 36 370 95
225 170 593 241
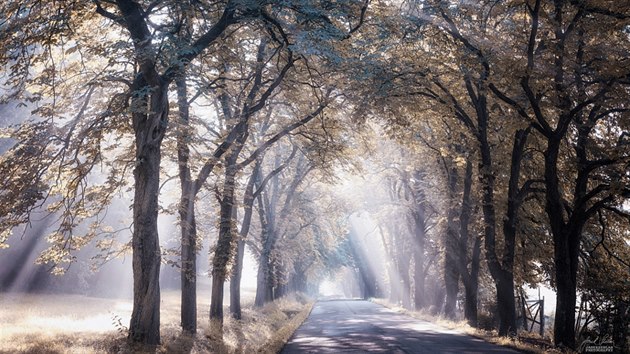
281 299 519 354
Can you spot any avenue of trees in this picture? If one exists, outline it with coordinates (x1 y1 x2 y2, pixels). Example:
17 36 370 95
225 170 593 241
0 0 629 352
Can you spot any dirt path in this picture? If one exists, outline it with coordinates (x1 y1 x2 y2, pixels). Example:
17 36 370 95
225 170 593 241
281 299 519 353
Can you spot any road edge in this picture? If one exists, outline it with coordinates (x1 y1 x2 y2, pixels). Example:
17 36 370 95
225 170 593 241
257 300 316 354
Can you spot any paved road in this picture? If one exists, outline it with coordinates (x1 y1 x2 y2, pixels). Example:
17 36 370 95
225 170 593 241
281 300 519 354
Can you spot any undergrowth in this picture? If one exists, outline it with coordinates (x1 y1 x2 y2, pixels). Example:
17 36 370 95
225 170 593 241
371 298 571 354
0 291 313 354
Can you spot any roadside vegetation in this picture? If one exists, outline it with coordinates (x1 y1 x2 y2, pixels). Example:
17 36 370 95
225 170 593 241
0 291 312 354
372 299 566 354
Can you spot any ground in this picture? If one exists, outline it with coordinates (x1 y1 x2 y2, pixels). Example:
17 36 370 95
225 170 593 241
0 290 312 354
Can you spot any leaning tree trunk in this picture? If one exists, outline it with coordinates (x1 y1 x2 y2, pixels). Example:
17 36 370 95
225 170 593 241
128 82 169 345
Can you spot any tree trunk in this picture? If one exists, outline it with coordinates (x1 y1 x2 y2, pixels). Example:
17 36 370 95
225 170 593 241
379 226 400 304
411 174 427 310
552 226 580 349
490 128 531 335
230 160 262 319
444 162 460 319
176 76 197 334
457 157 481 327
128 82 169 345
463 275 479 327
254 187 274 307
495 271 517 335
477 98 517 336
413 251 425 310
209 163 239 329
229 238 245 319
443 250 459 319
613 300 629 352
444 216 459 319
255 249 274 306
553 251 577 349
180 204 197 333
544 136 578 349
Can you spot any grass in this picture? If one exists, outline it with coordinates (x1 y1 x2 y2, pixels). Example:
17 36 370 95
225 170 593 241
0 291 313 354
371 298 571 354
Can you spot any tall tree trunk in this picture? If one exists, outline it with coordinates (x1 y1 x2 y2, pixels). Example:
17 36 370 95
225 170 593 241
444 161 460 319
128 81 169 345
475 90 517 336
176 76 197 334
210 159 240 329
230 158 266 318
254 189 274 307
458 157 481 327
545 136 579 349
411 172 428 310
255 153 309 306
111 1 236 344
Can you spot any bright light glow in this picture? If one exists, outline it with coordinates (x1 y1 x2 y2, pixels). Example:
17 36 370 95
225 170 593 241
319 280 344 297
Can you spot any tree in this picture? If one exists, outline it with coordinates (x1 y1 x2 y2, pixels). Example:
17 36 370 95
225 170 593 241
94 1 242 344
488 1 630 347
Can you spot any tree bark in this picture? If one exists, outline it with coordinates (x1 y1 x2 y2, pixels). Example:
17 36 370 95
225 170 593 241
254 188 275 307
128 81 168 345
474 89 517 336
254 153 311 306
443 238 459 319
210 159 240 327
102 0 237 344
413 250 426 310
411 171 428 310
444 160 460 319
176 76 198 334
458 158 481 327
229 237 245 319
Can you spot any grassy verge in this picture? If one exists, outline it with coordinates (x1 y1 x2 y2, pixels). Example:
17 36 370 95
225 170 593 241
371 298 569 354
0 291 313 354
256 297 314 353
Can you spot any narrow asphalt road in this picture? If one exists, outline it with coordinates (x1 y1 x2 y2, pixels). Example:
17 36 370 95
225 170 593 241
281 299 520 354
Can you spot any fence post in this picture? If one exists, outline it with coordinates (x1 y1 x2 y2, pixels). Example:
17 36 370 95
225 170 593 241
539 297 544 336
519 289 528 330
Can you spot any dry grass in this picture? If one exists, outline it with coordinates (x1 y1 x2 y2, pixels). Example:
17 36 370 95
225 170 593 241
371 298 570 354
0 291 313 354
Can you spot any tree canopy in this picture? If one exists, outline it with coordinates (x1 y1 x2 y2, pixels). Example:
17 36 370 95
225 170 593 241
0 0 629 351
